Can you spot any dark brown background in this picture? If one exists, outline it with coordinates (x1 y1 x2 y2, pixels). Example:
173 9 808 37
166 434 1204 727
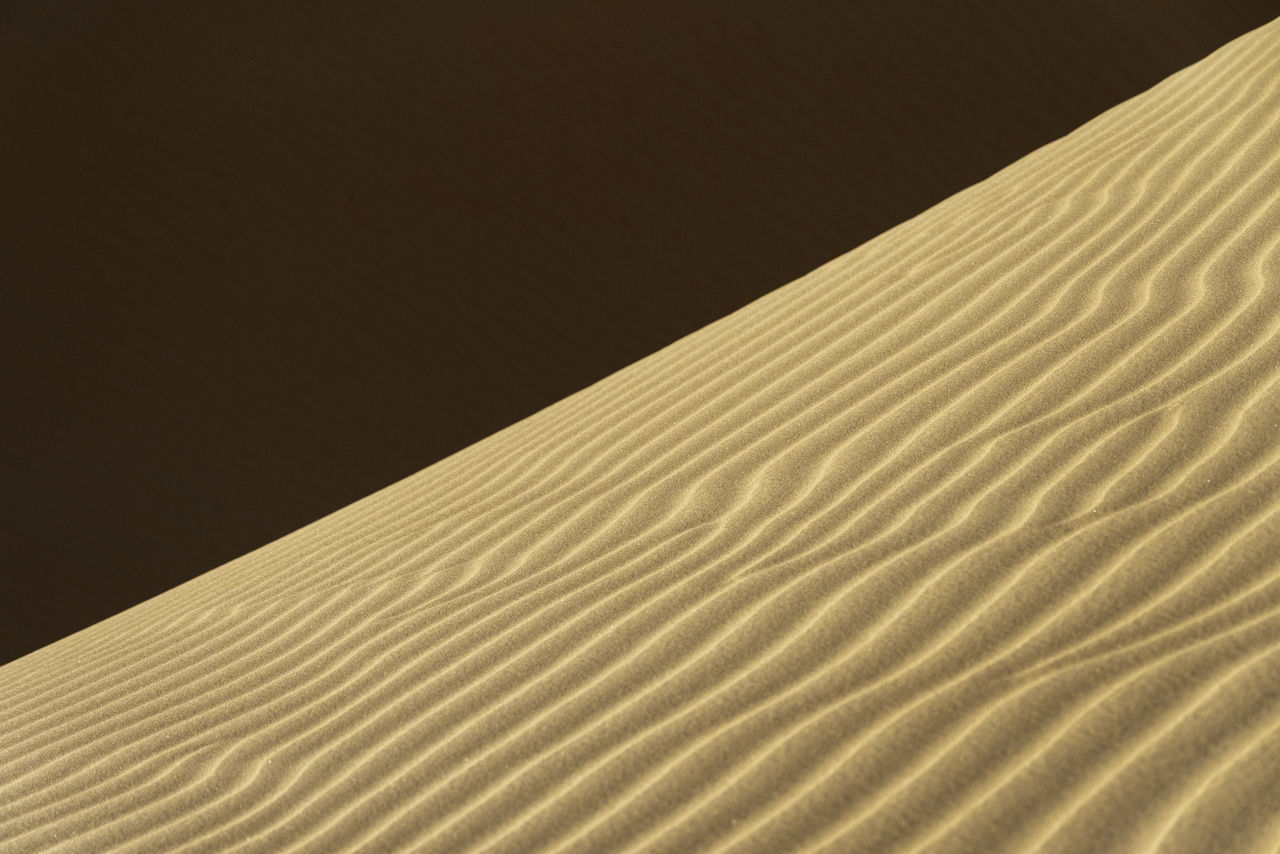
3 0 1275 666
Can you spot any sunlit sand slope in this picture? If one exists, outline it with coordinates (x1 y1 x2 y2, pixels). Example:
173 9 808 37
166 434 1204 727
3 16 1280 854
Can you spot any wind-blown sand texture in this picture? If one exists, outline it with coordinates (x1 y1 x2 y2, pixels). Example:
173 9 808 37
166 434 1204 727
4 15 1280 854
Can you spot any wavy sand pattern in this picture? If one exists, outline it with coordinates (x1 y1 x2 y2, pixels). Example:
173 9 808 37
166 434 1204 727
4 16 1280 854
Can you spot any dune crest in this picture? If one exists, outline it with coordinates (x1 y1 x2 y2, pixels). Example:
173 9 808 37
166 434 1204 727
4 16 1280 854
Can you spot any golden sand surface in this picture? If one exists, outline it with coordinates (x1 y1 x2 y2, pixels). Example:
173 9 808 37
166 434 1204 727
3 15 1280 854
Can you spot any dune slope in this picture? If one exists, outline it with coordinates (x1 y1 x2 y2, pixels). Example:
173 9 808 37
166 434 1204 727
4 15 1280 854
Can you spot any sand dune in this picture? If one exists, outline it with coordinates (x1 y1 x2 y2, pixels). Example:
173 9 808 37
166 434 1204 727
4 15 1280 854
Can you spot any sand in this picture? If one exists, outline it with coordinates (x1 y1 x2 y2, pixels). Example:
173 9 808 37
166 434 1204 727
3 14 1280 854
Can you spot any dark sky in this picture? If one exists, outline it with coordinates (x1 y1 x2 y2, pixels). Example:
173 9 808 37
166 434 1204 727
2 0 1276 666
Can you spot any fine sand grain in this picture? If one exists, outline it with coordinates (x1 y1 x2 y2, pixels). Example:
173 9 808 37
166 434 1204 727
3 15 1280 854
